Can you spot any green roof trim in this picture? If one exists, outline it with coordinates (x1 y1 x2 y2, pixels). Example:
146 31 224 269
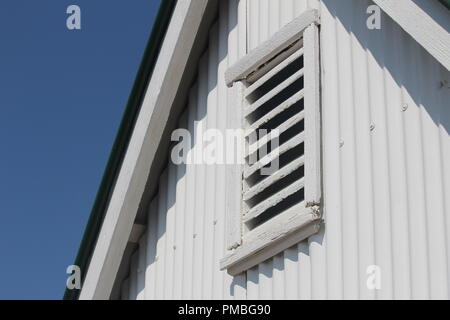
63 0 177 300
440 0 450 9
63 0 448 301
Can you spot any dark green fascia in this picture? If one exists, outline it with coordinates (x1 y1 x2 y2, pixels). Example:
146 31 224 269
440 0 450 9
63 0 177 300
63 0 447 301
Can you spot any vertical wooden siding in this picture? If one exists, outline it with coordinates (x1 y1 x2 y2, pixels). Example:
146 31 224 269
124 0 247 300
122 0 450 300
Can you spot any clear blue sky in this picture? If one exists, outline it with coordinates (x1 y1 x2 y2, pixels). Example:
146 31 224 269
0 0 161 299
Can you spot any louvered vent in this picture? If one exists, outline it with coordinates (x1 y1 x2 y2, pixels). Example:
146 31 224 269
242 40 305 231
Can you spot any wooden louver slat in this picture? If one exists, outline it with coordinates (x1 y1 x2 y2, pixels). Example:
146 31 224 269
244 68 304 117
242 44 306 231
221 12 322 276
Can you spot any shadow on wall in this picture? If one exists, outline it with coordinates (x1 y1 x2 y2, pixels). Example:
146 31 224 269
245 0 450 295
127 0 450 299
323 0 450 135
130 0 249 299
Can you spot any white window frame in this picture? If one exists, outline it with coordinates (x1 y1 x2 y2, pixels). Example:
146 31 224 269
221 9 322 276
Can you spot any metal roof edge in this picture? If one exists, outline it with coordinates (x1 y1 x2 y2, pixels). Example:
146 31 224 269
439 0 450 10
63 0 449 301
63 0 177 300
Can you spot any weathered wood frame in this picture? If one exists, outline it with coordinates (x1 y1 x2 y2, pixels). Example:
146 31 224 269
221 10 322 276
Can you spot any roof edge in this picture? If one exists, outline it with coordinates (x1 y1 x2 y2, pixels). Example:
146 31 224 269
63 0 177 300
440 0 450 10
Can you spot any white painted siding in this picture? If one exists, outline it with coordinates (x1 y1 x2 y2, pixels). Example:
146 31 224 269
122 0 450 300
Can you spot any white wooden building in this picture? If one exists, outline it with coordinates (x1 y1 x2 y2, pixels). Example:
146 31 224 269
66 0 450 300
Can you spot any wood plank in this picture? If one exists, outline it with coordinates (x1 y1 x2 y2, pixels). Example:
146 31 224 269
244 132 305 179
246 110 305 158
136 235 146 300
220 203 321 275
243 156 305 201
245 90 304 138
373 0 450 71
244 47 304 98
244 69 304 117
225 0 246 251
144 198 158 300
243 178 305 222
225 9 319 87
304 23 322 207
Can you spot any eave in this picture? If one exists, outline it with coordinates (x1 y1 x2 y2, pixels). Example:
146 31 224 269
63 0 177 300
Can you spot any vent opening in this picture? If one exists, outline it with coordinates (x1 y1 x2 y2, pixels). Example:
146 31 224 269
242 39 307 233
246 119 304 163
245 166 304 208
246 55 304 103
245 142 304 187
245 76 304 124
245 189 305 230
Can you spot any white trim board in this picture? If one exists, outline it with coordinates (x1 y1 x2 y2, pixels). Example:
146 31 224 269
220 204 321 276
79 0 211 300
225 9 320 87
222 20 323 276
373 0 450 71
303 23 322 208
